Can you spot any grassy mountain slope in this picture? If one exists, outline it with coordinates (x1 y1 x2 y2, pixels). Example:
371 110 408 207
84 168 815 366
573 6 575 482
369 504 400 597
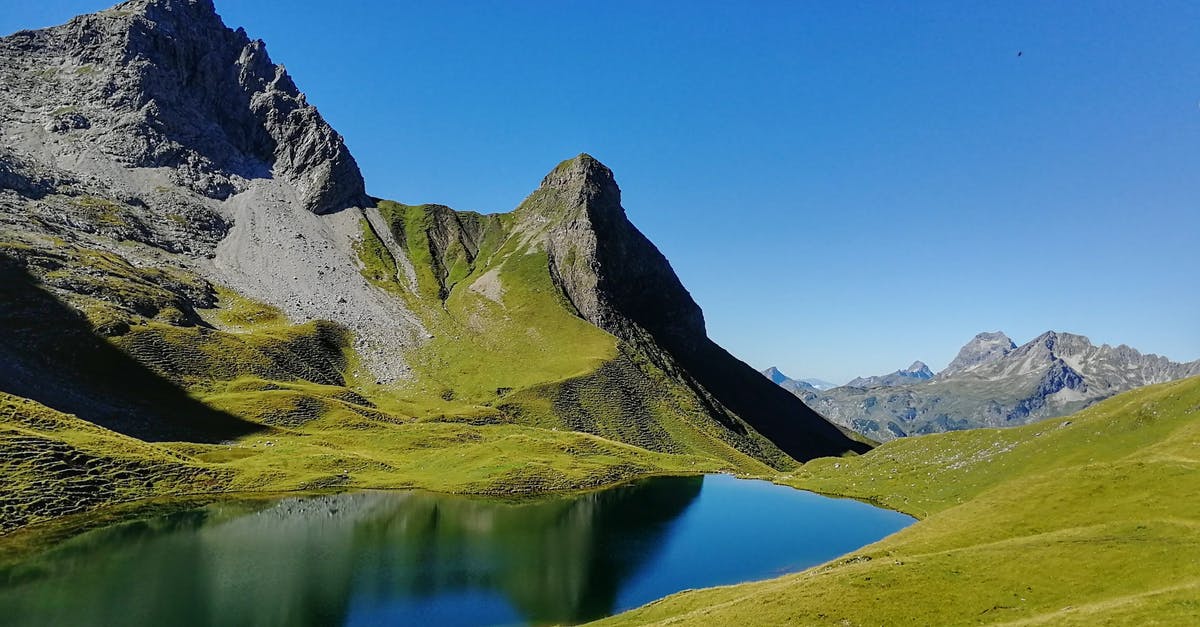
0 385 726 535
352 195 793 469
0 227 750 533
0 159 801 533
597 375 1200 625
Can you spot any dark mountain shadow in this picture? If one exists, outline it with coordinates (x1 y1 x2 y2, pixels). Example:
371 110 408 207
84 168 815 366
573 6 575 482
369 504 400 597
0 259 262 443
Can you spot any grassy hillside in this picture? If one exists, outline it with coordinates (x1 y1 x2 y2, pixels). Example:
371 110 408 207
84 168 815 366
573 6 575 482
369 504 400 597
597 375 1200 625
0 191 783 534
352 200 789 468
0 389 726 537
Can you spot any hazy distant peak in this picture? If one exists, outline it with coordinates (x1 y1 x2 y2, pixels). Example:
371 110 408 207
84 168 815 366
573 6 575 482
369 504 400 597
905 361 931 374
845 360 934 389
761 366 790 385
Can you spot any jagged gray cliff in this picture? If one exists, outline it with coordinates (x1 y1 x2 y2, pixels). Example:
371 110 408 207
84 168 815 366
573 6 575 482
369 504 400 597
1 0 366 213
939 332 1017 377
514 156 868 461
0 0 427 385
777 331 1200 441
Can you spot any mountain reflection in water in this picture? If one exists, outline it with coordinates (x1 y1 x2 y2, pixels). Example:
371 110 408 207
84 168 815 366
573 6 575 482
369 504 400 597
0 476 701 626
0 474 914 627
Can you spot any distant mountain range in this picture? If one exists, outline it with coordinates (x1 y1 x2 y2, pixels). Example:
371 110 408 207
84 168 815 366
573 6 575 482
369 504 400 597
768 331 1200 442
759 367 837 393
846 361 933 388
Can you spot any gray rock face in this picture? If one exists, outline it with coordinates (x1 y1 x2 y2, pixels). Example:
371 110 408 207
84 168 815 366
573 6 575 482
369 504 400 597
526 155 707 352
940 331 1017 376
513 154 868 463
0 0 366 214
0 150 65 200
0 0 418 384
778 330 1200 442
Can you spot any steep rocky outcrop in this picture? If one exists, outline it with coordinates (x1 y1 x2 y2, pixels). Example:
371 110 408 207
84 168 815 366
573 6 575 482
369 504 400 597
0 0 366 213
1 0 427 385
940 331 1017 377
515 155 868 462
779 330 1200 441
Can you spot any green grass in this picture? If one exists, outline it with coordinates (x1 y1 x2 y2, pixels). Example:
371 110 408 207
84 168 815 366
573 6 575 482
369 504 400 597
596 375 1200 626
0 223 767 538
0 189 786 543
0 393 226 532
349 201 783 470
0 390 726 535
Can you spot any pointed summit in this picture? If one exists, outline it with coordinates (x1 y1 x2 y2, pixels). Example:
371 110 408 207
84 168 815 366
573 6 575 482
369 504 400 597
845 360 934 388
941 331 1017 376
517 153 705 347
2 0 367 214
541 153 614 186
514 155 867 462
524 154 625 225
761 366 790 385
905 361 931 374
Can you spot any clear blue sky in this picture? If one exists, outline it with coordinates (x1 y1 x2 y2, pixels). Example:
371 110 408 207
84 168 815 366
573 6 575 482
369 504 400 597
6 1 1199 383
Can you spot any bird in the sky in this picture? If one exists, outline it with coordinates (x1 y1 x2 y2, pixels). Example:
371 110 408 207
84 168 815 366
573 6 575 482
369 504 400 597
1017 51 1023 57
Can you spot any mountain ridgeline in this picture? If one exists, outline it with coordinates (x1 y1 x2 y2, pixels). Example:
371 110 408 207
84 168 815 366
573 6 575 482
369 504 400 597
0 0 863 529
770 331 1200 441
528 157 863 462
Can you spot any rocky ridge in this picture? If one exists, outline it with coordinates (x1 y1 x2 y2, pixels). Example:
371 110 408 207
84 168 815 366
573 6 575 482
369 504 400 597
0 0 366 213
0 0 421 384
846 361 934 388
778 331 1200 441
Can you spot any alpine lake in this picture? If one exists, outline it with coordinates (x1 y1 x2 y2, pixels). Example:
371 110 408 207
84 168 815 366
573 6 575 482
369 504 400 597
0 474 913 626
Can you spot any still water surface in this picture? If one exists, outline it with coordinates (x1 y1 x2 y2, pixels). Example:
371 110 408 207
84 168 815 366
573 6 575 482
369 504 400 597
0 474 912 626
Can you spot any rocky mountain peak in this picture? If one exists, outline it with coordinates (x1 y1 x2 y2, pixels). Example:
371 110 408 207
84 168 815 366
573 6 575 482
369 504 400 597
940 331 1017 376
524 154 862 461
534 154 624 219
0 0 367 214
120 0 221 27
527 154 705 349
762 366 788 384
904 361 932 376
845 359 934 388
541 153 613 185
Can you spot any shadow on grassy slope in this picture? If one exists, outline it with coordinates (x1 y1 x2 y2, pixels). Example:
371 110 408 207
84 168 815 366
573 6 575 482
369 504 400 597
0 258 262 443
